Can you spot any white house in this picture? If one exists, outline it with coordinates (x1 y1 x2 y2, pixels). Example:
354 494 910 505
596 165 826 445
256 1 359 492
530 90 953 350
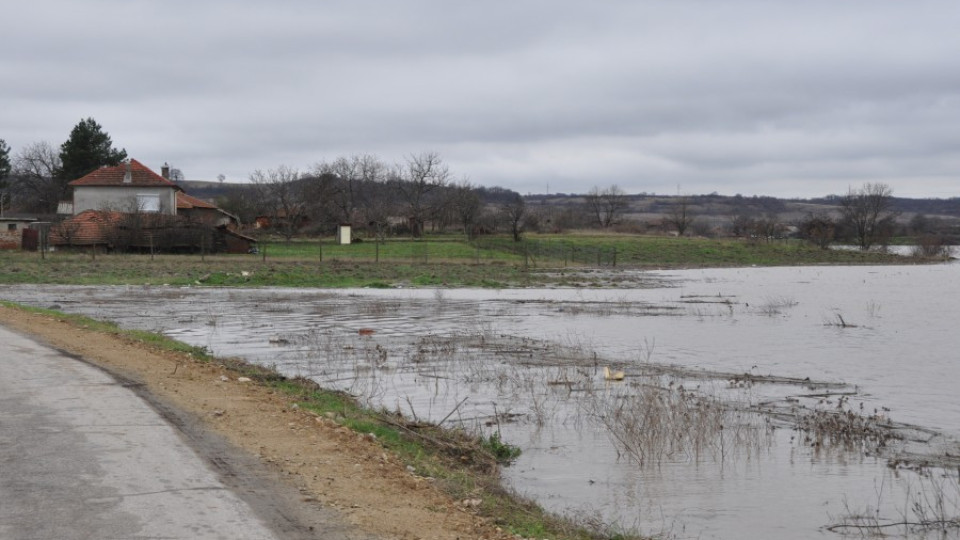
69 159 180 215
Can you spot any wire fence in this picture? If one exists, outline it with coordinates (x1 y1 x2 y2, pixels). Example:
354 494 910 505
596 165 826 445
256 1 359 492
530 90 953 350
472 238 621 268
260 236 622 268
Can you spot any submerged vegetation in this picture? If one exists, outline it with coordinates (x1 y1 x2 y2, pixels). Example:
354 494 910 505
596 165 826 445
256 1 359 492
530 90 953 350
827 471 960 536
590 385 773 466
3 243 957 538
0 300 631 540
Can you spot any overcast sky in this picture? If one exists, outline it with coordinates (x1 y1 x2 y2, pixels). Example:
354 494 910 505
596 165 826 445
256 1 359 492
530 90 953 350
2 1 959 198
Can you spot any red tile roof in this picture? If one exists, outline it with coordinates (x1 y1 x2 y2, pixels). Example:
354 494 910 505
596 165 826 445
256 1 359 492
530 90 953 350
49 210 125 246
176 191 218 210
69 159 180 189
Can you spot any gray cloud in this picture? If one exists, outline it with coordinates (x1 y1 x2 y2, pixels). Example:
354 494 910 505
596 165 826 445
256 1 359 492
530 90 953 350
2 1 959 198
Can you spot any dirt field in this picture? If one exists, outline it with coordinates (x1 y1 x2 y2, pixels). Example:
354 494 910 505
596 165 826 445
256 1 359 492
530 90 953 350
0 305 514 540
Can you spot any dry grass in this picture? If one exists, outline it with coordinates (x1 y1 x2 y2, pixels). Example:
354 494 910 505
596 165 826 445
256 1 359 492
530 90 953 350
588 383 773 466
827 471 960 536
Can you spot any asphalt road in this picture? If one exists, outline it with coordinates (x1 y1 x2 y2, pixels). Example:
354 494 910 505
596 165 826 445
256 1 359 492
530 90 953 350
0 325 362 540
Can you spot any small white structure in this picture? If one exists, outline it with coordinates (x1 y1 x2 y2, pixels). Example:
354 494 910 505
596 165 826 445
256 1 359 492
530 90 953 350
336 224 351 245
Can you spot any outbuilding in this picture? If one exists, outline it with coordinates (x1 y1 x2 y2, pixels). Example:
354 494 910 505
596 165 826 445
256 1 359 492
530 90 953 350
0 216 38 250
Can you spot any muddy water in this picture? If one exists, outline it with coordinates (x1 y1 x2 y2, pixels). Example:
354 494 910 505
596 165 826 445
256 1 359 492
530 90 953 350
3 263 959 539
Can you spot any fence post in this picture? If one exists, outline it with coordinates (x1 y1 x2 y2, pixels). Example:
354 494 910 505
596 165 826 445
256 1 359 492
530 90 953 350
612 247 617 267
375 238 380 263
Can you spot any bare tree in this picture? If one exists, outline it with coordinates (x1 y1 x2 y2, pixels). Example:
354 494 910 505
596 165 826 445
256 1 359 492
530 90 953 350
838 183 896 250
216 184 258 225
584 187 604 228
362 179 399 243
51 217 83 248
751 213 785 241
317 154 384 225
501 193 526 242
798 212 837 249
450 180 482 238
395 152 450 237
250 165 310 242
300 171 337 229
585 185 629 228
664 196 694 236
728 213 755 238
9 141 63 213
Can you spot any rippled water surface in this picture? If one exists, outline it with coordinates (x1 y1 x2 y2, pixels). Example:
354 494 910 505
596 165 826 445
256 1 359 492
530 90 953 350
4 263 959 539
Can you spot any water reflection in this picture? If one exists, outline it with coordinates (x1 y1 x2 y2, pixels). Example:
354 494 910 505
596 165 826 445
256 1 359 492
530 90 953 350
3 263 960 538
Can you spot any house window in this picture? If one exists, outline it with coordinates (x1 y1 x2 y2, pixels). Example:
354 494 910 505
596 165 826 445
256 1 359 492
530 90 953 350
137 194 161 213
7 224 16 231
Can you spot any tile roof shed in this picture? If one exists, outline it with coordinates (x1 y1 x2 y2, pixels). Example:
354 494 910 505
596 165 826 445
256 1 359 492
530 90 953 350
49 210 125 247
176 192 218 210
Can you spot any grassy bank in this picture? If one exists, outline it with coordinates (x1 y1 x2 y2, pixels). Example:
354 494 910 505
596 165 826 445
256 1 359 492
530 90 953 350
0 252 530 288
478 234 919 267
0 234 925 288
264 233 920 268
0 300 626 540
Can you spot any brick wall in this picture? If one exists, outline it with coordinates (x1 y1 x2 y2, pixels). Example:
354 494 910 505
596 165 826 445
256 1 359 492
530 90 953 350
0 230 20 250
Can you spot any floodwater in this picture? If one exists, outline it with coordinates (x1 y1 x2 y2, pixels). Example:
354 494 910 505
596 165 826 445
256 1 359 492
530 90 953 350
3 262 960 539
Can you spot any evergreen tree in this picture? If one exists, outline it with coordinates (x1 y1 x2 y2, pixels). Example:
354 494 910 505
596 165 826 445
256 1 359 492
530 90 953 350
58 118 127 180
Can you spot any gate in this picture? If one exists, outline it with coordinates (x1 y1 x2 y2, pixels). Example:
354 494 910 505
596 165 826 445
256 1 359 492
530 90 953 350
22 228 38 251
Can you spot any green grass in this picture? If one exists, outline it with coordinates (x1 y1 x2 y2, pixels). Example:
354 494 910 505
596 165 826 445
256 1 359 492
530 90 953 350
263 236 522 263
488 234 916 267
0 251 527 288
0 233 925 290
0 300 214 360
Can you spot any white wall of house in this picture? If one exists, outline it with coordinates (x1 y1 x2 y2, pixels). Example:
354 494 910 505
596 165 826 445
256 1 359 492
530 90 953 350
73 186 177 215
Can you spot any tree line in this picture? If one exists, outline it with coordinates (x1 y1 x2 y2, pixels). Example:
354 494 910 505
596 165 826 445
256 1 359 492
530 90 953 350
0 119 532 241
0 119 942 251
221 151 527 241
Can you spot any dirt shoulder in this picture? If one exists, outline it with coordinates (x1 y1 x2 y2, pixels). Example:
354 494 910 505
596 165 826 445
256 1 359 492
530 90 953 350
0 305 512 540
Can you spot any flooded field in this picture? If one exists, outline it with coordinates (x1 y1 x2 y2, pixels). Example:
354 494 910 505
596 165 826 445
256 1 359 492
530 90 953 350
4 263 960 539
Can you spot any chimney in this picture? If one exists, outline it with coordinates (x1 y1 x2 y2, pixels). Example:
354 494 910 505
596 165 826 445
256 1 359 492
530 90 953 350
123 160 132 184
161 162 170 180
